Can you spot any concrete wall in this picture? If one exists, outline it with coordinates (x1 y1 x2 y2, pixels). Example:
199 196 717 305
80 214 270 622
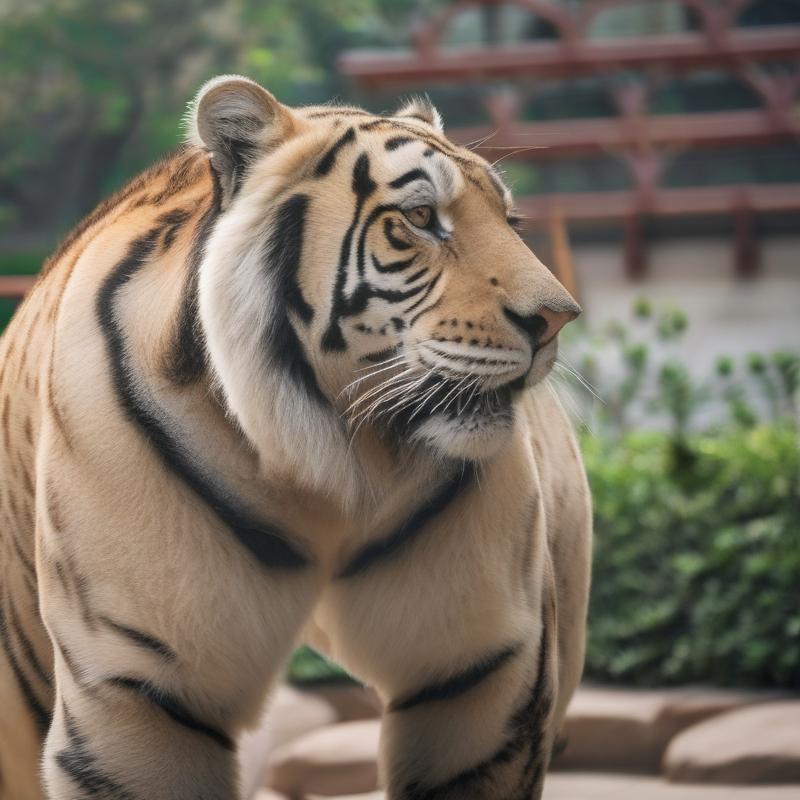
570 236 800 374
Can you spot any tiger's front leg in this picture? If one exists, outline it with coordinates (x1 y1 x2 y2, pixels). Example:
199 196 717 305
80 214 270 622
37 476 323 800
314 462 561 800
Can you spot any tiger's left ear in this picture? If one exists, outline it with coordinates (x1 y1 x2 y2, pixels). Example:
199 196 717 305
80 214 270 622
187 75 300 204
393 96 444 132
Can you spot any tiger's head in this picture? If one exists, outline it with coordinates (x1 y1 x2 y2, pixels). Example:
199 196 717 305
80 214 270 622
193 76 579 498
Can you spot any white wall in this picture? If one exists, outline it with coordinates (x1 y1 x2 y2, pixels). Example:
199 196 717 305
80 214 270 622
571 236 800 374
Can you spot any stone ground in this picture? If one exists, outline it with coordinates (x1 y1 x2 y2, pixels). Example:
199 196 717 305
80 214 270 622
247 684 800 800
270 779 800 800
543 774 800 799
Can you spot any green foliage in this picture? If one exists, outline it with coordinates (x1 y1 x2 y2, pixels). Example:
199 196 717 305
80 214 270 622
287 645 353 686
0 251 47 276
584 424 800 688
567 300 800 687
0 0 446 244
574 300 799 437
0 299 18 334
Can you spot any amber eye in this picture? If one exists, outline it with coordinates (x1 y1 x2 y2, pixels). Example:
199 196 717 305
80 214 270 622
404 205 434 229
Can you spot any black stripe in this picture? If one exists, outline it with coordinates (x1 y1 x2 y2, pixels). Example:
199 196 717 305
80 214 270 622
0 598 50 735
401 619 553 800
316 127 356 176
9 530 35 576
359 119 462 160
371 253 417 274
108 676 233 751
508 615 555 800
159 207 192 251
164 168 221 385
56 704 135 799
426 348 514 367
267 194 315 325
352 151 377 198
98 616 177 662
389 168 433 190
95 227 310 570
53 634 90 691
384 218 412 251
405 267 429 285
322 152 377 351
409 297 443 327
149 149 204 206
360 346 400 364
263 194 328 408
338 461 476 578
385 136 417 151
224 132 260 198
54 561 70 594
404 271 442 314
68 554 97 629
8 598 52 687
370 282 429 305
356 204 400 279
390 643 521 712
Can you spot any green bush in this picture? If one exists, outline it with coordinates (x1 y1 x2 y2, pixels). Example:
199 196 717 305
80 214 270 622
287 646 354 686
0 251 47 276
584 424 800 689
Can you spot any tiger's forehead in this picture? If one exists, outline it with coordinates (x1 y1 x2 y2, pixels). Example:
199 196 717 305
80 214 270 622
299 106 512 214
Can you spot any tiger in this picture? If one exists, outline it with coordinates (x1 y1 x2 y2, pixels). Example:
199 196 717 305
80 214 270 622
0 74 591 799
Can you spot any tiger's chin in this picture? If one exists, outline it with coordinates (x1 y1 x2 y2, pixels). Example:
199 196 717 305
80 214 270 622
409 405 516 461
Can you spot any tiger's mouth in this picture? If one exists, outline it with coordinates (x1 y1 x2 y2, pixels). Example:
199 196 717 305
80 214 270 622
388 373 515 434
344 358 518 442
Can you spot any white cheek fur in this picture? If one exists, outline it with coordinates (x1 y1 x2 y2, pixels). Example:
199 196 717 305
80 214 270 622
198 196 364 510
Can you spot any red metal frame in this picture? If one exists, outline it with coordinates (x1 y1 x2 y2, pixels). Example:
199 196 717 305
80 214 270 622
339 0 800 278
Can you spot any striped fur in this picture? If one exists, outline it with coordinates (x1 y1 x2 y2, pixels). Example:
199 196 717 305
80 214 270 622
0 76 590 799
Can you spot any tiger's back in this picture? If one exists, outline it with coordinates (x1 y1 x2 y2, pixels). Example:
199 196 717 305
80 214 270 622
0 148 216 797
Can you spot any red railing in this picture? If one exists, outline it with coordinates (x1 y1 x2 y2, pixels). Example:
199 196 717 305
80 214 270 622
0 276 35 300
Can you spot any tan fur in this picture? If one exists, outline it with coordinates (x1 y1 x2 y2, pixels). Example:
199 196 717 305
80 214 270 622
0 77 590 799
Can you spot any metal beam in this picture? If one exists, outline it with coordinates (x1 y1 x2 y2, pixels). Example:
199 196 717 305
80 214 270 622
516 184 800 223
451 110 800 160
340 28 800 87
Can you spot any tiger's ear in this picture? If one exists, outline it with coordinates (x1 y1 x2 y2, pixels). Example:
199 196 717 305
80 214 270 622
187 75 298 203
393 96 444 132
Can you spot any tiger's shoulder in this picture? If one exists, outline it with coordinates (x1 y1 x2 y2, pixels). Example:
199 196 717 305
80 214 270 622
41 146 214 281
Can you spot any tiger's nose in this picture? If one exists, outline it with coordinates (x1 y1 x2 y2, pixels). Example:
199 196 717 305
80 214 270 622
539 302 581 343
503 300 581 349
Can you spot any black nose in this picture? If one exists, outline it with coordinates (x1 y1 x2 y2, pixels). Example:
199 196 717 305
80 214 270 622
504 304 580 350
502 307 549 351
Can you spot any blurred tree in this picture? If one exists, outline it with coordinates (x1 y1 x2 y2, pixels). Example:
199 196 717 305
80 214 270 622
0 0 447 248
0 0 232 239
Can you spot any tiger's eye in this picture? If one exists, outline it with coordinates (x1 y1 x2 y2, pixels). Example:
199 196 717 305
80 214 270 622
405 206 433 228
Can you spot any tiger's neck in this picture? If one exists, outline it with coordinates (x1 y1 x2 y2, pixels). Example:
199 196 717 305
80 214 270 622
113 201 441 558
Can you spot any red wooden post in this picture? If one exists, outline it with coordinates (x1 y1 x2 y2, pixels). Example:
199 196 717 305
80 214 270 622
733 194 759 279
624 212 646 280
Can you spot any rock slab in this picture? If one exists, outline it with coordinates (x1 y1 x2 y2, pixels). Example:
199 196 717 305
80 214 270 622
240 685 340 798
265 719 381 797
312 774 800 799
553 686 781 774
663 701 800 784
